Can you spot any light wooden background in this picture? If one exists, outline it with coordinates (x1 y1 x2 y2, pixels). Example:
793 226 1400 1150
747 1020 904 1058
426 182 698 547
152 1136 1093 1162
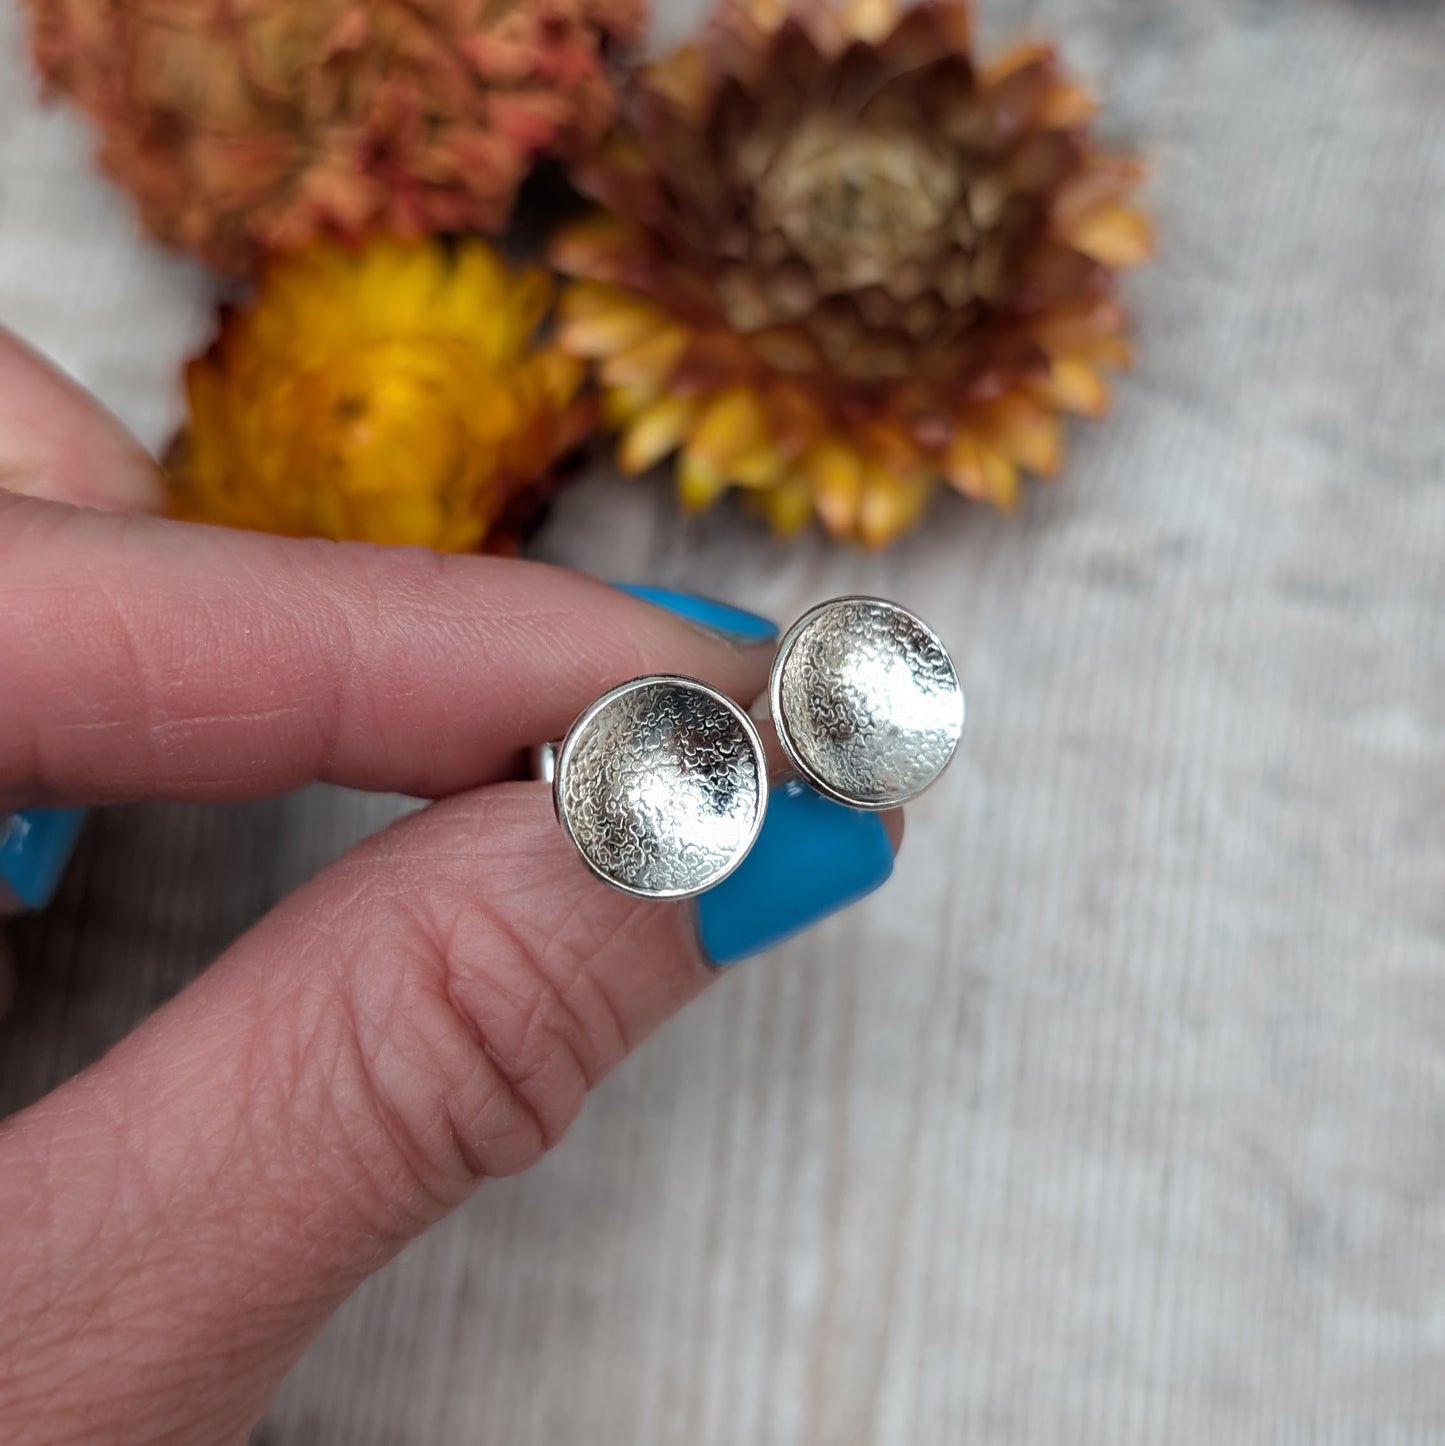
3 0 1445 1441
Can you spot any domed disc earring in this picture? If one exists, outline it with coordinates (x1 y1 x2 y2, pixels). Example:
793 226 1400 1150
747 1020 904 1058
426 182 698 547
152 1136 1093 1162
547 675 768 900
768 597 964 810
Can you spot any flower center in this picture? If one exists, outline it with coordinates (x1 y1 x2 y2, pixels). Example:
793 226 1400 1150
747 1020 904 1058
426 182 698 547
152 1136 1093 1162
754 114 962 289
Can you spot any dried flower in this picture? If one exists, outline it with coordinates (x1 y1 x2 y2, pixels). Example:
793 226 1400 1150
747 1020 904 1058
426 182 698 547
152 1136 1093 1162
27 0 644 273
554 0 1152 545
167 238 590 551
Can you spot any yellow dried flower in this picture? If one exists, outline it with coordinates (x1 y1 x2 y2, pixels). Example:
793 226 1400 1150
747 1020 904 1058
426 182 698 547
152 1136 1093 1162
167 238 591 552
554 0 1152 546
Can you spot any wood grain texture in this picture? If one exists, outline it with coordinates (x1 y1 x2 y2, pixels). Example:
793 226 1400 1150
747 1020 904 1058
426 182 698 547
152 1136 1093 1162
3 0 1445 1440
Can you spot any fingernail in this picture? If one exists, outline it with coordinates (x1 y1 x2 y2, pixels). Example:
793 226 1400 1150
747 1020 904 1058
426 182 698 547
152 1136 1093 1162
0 807 86 915
695 779 894 966
613 583 778 643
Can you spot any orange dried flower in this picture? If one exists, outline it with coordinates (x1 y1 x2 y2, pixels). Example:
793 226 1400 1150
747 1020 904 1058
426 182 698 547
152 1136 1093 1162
554 0 1152 545
27 0 644 273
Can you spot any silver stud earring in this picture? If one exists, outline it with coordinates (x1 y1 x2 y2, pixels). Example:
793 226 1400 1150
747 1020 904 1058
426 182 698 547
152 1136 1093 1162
545 675 768 900
767 596 964 810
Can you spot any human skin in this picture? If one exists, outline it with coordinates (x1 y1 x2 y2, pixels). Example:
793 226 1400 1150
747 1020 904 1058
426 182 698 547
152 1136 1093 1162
0 330 898 1443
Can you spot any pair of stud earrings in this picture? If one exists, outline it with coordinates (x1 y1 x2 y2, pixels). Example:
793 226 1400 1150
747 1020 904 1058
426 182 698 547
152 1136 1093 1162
538 597 965 900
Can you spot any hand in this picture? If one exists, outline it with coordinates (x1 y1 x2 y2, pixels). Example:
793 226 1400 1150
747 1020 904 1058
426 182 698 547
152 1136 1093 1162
0 330 899 1444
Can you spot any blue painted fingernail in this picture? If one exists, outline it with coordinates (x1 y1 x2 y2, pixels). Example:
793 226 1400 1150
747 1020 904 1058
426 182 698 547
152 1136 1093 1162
613 583 778 643
0 807 86 915
696 779 894 965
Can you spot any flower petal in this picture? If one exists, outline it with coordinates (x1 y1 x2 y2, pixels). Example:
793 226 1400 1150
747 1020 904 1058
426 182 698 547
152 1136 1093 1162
685 386 768 471
603 382 658 427
1067 205 1156 269
728 443 788 489
600 326 690 390
980 394 1063 477
551 215 640 281
979 448 1020 511
1040 82 1098 127
841 0 898 44
804 439 865 539
619 396 698 473
557 302 665 358
941 432 987 500
858 464 934 547
677 453 731 511
1030 357 1109 417
754 474 815 535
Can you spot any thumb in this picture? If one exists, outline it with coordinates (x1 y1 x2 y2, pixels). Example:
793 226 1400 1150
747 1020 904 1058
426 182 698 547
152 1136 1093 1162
0 711 899 1444
0 784 720 1443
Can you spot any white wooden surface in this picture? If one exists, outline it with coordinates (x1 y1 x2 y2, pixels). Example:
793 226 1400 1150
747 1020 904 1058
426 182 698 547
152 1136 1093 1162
3 0 1445 1441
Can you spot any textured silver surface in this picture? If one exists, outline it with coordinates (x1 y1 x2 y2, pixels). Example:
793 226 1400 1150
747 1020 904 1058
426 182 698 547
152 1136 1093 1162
555 677 766 899
771 598 963 809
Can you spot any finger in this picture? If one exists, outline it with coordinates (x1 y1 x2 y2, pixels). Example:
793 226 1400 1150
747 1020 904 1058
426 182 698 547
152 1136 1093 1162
0 774 900 1442
0 333 163 922
0 490 776 809
0 329 164 513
